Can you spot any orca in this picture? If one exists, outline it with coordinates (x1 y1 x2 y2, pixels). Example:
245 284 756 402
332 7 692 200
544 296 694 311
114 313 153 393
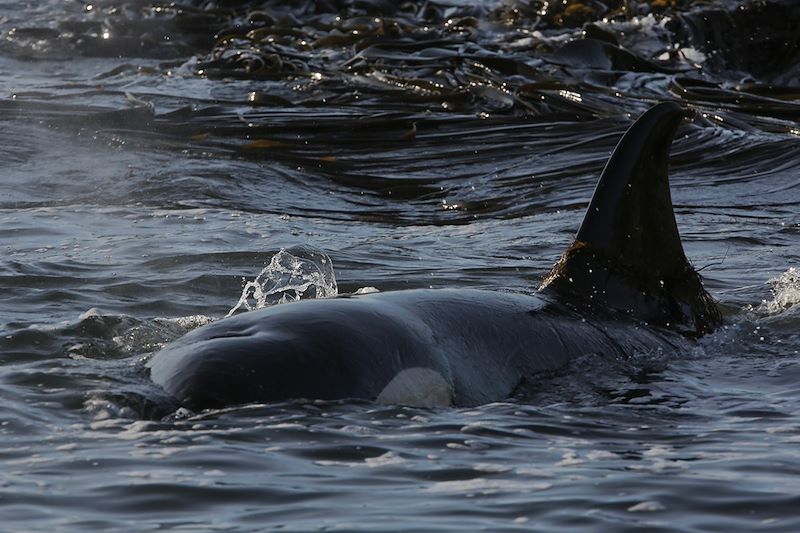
147 102 721 409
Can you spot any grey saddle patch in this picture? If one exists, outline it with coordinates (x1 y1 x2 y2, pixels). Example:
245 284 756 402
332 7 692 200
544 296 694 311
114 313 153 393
376 367 454 408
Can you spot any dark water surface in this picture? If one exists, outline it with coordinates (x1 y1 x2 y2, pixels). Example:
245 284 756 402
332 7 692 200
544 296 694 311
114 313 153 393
0 1 798 531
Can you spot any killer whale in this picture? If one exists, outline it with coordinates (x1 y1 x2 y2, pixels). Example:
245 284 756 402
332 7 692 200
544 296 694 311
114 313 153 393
147 102 721 409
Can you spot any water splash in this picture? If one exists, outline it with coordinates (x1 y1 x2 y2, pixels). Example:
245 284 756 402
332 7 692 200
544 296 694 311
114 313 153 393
226 245 338 317
757 267 800 314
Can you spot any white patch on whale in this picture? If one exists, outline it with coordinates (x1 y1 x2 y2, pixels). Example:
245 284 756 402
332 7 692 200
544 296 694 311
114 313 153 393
376 367 453 407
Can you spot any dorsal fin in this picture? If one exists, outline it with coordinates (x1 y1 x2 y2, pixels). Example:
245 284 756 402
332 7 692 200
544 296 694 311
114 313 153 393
541 102 720 335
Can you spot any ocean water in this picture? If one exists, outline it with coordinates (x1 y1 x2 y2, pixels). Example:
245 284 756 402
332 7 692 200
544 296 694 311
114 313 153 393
0 1 799 531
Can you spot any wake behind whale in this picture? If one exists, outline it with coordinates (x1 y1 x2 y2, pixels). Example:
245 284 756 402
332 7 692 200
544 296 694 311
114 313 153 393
147 102 721 410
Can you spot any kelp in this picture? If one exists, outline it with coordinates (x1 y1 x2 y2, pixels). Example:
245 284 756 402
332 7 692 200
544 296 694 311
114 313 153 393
3 0 799 156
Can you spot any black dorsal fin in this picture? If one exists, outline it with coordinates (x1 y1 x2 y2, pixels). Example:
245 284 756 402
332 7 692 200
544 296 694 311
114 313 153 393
541 102 720 335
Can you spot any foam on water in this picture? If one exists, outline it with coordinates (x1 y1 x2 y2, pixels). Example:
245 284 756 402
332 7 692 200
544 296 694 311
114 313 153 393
759 267 800 314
